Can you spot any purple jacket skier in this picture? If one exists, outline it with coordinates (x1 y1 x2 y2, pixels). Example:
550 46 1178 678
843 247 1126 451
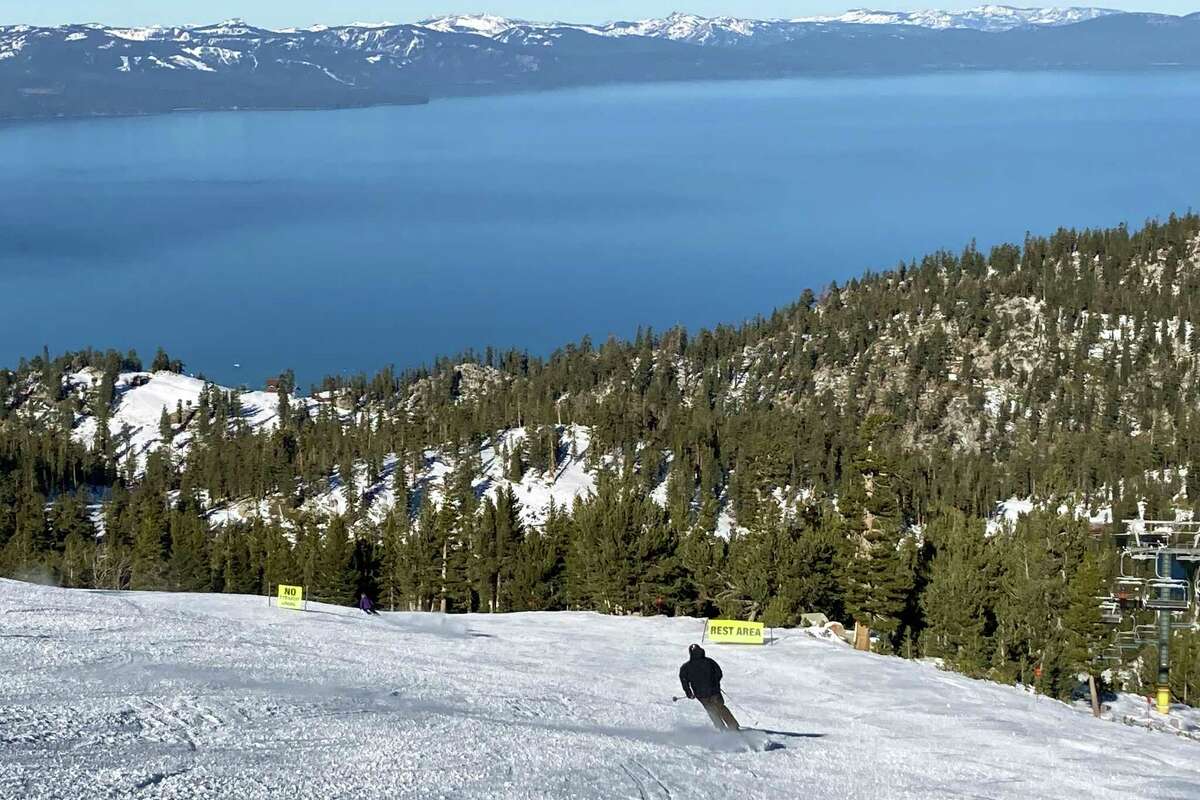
359 592 378 615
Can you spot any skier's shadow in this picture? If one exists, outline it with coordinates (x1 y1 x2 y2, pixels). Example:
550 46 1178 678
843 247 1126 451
746 727 827 739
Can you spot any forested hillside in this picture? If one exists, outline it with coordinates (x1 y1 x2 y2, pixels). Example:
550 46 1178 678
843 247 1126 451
4 213 1200 702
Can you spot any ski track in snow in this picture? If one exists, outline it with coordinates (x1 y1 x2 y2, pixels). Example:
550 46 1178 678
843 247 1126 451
2 579 1199 799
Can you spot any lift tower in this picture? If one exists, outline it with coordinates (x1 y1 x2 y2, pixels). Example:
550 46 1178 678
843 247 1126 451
1108 520 1200 714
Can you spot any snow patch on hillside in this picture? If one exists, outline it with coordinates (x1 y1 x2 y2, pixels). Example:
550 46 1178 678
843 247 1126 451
420 14 526 37
107 26 171 41
589 12 763 44
68 372 295 467
986 487 1196 536
301 425 602 529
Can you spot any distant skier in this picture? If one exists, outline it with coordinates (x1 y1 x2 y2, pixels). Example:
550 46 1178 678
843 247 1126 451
358 592 379 616
679 643 740 732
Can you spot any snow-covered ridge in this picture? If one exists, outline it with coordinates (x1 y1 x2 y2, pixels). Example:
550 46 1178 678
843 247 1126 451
419 13 531 37
418 6 1126 44
798 5 1122 32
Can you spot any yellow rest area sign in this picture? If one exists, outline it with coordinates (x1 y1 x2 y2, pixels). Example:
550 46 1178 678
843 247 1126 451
706 619 765 645
277 584 304 611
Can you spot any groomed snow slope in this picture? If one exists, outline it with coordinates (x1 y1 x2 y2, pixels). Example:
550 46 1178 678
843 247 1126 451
2 579 1198 799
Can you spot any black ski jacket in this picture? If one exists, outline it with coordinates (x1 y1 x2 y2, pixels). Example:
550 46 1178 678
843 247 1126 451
679 645 723 699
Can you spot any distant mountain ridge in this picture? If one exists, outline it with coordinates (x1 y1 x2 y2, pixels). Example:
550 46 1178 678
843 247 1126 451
2 7 1199 121
420 6 1126 43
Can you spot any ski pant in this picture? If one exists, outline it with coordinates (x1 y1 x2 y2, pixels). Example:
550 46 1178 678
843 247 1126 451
698 693 740 732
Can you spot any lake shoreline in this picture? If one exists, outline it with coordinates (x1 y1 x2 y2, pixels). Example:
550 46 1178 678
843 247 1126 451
3 64 1199 127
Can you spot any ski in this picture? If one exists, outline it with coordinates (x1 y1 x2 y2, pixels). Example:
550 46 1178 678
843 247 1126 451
736 730 785 752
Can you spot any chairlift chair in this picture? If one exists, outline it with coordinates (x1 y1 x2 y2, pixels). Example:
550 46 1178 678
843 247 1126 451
1143 583 1190 610
1134 624 1159 645
1114 575 1145 607
1114 630 1144 652
1099 602 1123 624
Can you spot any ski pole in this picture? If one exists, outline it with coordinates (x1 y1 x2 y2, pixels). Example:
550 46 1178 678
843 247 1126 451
720 689 763 729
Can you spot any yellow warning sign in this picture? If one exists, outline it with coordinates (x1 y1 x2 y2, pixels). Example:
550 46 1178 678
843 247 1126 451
277 584 304 611
706 619 765 645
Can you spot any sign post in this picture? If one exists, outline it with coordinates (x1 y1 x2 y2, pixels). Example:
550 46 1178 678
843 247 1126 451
276 584 305 611
705 619 765 645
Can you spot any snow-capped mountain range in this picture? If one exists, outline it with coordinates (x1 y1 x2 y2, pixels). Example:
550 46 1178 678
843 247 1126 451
2 7 1198 121
806 5 1120 30
420 6 1124 44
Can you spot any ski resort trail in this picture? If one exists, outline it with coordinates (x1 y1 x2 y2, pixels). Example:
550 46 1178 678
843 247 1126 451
2 579 1199 799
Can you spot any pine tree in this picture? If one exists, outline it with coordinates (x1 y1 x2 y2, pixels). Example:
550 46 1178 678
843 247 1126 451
839 417 913 650
920 509 993 674
507 444 524 482
158 407 174 445
151 347 171 373
168 512 211 592
474 486 525 612
567 473 676 614
1 489 47 579
60 533 96 588
214 527 257 595
48 492 95 561
507 501 568 611
315 516 357 606
1062 547 1110 714
129 508 168 590
675 525 725 618
378 510 410 611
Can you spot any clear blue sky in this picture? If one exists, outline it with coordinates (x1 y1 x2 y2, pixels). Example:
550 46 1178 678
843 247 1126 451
2 2 1192 28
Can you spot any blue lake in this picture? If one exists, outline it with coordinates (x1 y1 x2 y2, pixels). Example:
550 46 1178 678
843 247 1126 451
2 72 1199 388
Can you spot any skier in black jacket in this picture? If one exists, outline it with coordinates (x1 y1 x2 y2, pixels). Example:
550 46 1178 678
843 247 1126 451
679 644 740 731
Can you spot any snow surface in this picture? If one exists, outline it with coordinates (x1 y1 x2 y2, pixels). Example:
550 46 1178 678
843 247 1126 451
2 579 1199 798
